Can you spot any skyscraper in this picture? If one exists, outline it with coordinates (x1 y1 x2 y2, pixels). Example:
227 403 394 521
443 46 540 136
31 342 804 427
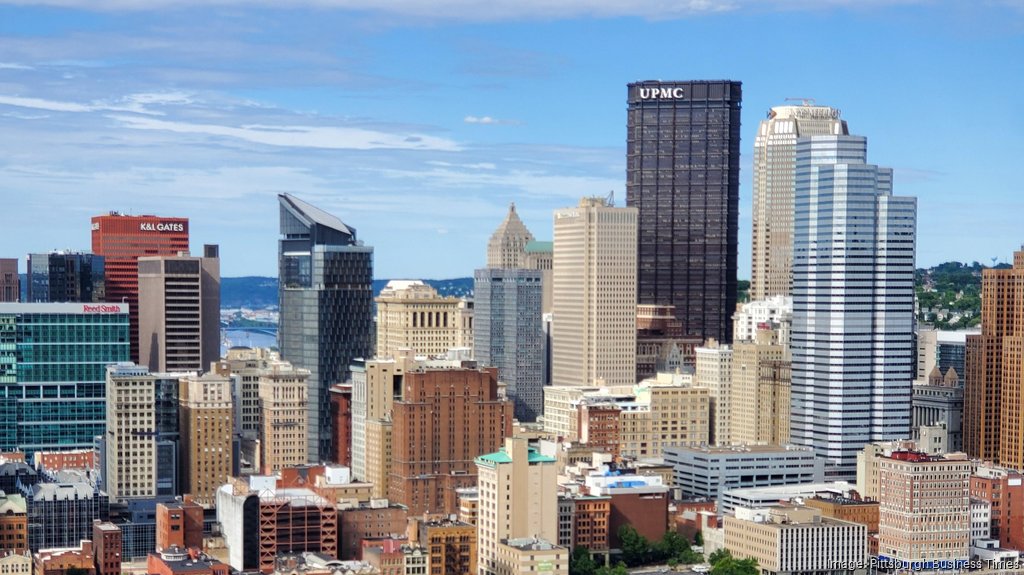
626 80 742 343
138 245 220 373
473 268 544 421
0 260 18 303
178 372 233 507
278 193 374 462
375 280 465 358
105 363 156 503
750 103 847 300
91 213 189 363
26 251 105 303
551 196 637 387
487 203 534 269
964 248 1024 467
790 135 917 480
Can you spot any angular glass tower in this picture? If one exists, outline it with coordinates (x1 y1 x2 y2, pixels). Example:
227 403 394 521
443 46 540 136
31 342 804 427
278 194 373 462
626 80 742 343
790 135 916 480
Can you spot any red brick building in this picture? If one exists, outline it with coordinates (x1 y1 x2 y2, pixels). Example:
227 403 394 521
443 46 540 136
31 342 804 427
34 541 95 575
388 367 513 516
578 403 621 459
33 450 97 473
91 521 121 575
156 497 204 552
970 465 1024 551
337 503 408 560
91 212 189 362
329 384 353 466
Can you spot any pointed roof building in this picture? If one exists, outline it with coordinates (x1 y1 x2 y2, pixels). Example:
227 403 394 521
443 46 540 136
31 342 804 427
487 203 534 269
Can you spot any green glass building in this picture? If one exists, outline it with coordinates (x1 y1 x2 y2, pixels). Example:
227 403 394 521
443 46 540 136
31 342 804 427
0 303 129 455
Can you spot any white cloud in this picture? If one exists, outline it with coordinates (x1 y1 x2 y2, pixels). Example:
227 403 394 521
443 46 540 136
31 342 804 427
0 63 33 70
0 94 164 115
110 114 463 151
464 115 521 125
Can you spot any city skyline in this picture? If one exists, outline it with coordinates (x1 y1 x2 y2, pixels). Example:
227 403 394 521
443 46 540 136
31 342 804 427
0 3 1022 278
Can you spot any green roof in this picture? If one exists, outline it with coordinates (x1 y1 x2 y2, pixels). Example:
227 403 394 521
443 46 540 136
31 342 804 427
524 241 553 254
475 447 556 467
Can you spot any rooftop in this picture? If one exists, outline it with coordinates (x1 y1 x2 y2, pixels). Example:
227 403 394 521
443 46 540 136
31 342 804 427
524 240 553 253
503 537 563 551
476 446 556 466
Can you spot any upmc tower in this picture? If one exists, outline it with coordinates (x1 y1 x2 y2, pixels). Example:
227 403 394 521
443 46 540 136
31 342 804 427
92 212 190 362
626 81 742 344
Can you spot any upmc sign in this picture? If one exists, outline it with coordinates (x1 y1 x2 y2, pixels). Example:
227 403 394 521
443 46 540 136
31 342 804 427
638 87 685 100
82 304 124 313
140 222 186 232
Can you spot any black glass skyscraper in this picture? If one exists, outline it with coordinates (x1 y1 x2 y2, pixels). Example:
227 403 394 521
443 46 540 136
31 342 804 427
278 193 374 462
27 251 105 303
626 80 742 343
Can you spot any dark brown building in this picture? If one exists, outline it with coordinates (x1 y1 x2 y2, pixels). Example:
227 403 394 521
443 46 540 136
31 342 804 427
329 384 353 466
607 491 670 550
91 521 121 575
337 503 408 560
388 367 513 516
0 259 19 302
0 491 27 552
964 248 1024 466
156 497 204 552
417 519 476 575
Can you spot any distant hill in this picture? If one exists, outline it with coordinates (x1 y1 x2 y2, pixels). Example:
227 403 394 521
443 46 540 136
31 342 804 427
916 261 1010 329
221 276 474 309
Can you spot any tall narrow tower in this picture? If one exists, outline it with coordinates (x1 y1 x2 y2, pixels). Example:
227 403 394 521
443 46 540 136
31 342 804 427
278 194 374 462
790 135 917 480
626 80 742 343
751 103 848 300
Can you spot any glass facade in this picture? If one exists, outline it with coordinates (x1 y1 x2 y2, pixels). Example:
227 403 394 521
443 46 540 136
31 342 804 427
0 303 129 455
626 80 742 343
27 252 106 303
278 194 373 462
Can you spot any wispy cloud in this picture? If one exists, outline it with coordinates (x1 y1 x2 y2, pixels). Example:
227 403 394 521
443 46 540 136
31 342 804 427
0 94 165 115
0 62 33 70
464 115 521 126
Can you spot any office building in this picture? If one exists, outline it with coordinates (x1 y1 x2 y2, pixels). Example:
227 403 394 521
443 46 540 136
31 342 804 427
329 384 353 467
138 245 220 373
0 303 129 455
584 473 670 550
524 241 554 315
551 196 637 387
258 361 309 474
336 500 408 561
473 268 544 421
375 281 464 358
417 519 476 575
635 304 702 381
804 494 880 534
724 505 867 575
92 520 121 575
719 482 856 515
664 444 823 506
178 373 233 506
350 355 416 498
278 193 373 462
732 295 792 345
731 328 791 446
476 438 564 575
33 540 95 575
389 367 513 516
24 479 109 551
964 248 1024 467
695 340 732 446
487 203 534 269
970 465 1024 552
0 260 17 303
912 376 963 453
156 498 204 552
0 552 30 575
877 451 970 569
104 363 156 502
91 212 189 363
750 103 848 300
626 80 742 344
0 491 27 551
917 328 976 382
26 252 105 303
855 440 917 502
790 135 917 480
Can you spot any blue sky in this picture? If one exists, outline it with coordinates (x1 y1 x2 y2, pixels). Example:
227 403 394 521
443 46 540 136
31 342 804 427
0 1 1022 278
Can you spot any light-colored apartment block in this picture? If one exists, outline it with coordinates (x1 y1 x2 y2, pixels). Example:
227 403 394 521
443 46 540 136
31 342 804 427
731 328 790 445
105 363 156 502
258 361 309 474
695 340 733 446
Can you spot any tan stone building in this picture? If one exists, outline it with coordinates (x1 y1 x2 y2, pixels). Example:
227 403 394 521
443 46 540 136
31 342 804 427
417 519 476 575
351 355 417 498
105 363 156 502
551 196 637 388
258 361 309 474
179 373 234 506
523 241 554 315
965 247 1024 467
695 340 732 446
375 281 464 358
724 505 866 575
138 245 220 373
877 451 971 568
487 203 535 269
804 495 880 533
731 328 790 445
618 373 709 459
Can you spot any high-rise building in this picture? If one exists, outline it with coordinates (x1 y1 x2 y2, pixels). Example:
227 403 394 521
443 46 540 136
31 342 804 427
731 328 791 446
178 373 234 506
154 371 189 497
375 280 464 358
258 361 309 474
551 196 637 387
26 252 105 303
635 304 702 382
750 104 848 300
487 203 535 269
473 268 544 421
278 193 373 462
476 437 565 575
138 245 220 373
23 479 109 551
350 355 416 497
523 241 554 315
626 80 742 343
964 248 1024 467
877 451 970 570
0 303 129 455
91 212 189 363
790 135 917 480
694 340 733 446
0 260 18 303
389 366 513 516
104 363 156 503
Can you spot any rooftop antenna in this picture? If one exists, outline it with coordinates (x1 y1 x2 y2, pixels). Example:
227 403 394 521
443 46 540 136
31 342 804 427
785 97 816 106
606 190 615 207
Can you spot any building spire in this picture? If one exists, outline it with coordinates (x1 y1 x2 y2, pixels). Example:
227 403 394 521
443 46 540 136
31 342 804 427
487 202 534 268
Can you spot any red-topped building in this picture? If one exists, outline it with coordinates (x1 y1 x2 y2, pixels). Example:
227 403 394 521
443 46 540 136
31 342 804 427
91 212 189 362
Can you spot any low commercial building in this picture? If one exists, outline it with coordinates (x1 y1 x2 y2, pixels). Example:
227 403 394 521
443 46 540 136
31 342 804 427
0 551 31 575
665 445 823 505
0 491 28 552
33 540 95 575
417 519 475 575
146 547 230 575
583 473 669 550
494 538 567 575
336 501 408 561
719 482 856 515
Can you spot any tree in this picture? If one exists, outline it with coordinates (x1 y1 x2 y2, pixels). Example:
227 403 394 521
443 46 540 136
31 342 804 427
694 531 704 546
656 530 702 565
596 562 629 575
708 548 732 566
618 525 651 567
709 550 758 575
570 546 597 575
